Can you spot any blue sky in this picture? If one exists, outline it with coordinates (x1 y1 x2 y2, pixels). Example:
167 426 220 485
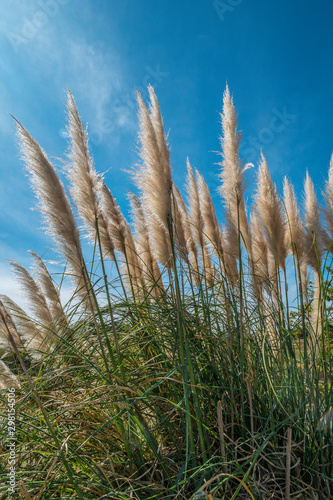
1 0 333 304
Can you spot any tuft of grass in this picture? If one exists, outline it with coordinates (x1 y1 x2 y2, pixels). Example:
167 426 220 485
1 257 333 499
1 86 333 499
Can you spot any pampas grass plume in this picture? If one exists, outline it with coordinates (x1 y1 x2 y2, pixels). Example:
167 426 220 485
15 119 87 300
133 90 172 267
255 152 287 271
66 90 115 261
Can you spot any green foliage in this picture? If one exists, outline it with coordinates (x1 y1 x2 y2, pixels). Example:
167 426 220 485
1 254 333 499
1 88 333 499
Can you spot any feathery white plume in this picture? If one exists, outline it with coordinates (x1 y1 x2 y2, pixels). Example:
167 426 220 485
255 153 287 271
196 170 224 257
0 295 50 358
172 183 199 268
15 120 88 301
186 160 213 279
323 152 333 249
129 192 164 295
66 90 115 260
283 177 305 260
219 85 251 256
98 179 144 292
0 298 24 356
0 360 19 389
8 260 54 331
303 170 328 270
132 90 172 267
28 251 67 328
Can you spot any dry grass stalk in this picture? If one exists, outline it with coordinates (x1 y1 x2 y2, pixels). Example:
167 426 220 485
8 260 54 331
0 295 50 357
196 171 223 257
246 375 255 437
255 153 287 272
197 169 238 280
303 171 328 341
186 159 205 247
250 210 269 298
98 178 129 255
311 271 322 349
300 260 310 305
222 223 240 281
18 481 33 500
129 192 164 296
171 185 190 261
303 170 328 271
217 400 228 475
285 427 292 500
0 359 19 389
147 85 171 179
172 183 199 271
66 90 115 260
15 120 88 302
324 152 333 243
133 90 172 267
186 159 213 283
219 85 251 257
283 178 309 308
0 299 23 355
283 177 305 260
98 179 145 292
29 251 67 329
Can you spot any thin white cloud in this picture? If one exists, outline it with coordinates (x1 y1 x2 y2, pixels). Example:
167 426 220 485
0 1 137 145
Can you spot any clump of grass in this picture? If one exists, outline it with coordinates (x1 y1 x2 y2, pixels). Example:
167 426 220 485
1 87 333 499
